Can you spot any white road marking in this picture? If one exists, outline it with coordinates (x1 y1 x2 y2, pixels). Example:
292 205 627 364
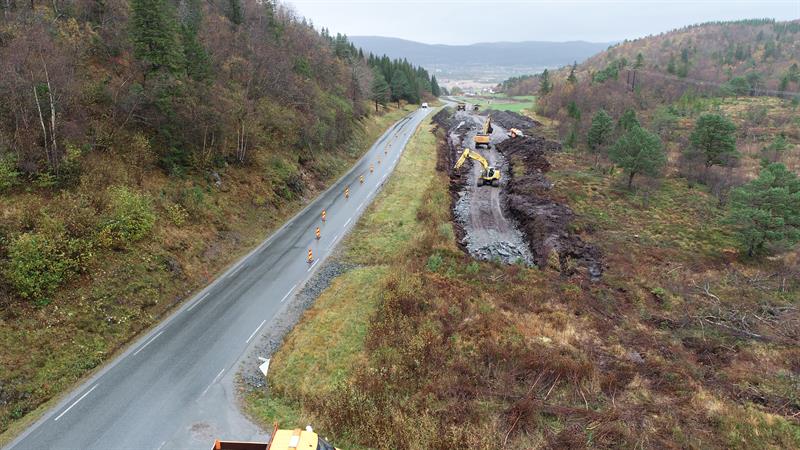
307 260 319 272
326 234 340 251
202 368 225 397
133 331 164 356
157 441 166 450
344 217 352 227
186 293 209 312
54 384 98 421
225 264 244 279
280 284 297 303
358 201 365 210
246 320 266 343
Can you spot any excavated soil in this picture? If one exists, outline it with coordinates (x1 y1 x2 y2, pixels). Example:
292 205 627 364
435 109 533 264
498 136 603 279
435 107 603 279
478 109 541 132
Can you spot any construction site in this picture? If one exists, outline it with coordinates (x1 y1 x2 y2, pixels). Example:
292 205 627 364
435 105 603 278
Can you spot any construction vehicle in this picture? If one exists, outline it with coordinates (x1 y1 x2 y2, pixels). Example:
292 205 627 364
454 148 501 187
473 115 492 148
508 128 524 138
456 102 466 111
213 424 337 450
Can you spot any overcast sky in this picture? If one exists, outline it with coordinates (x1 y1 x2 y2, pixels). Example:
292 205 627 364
286 0 800 45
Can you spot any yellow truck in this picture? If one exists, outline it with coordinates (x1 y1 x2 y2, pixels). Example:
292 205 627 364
456 102 466 111
473 116 492 149
213 424 337 450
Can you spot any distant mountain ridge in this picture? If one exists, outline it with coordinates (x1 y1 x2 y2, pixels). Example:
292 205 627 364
350 36 611 68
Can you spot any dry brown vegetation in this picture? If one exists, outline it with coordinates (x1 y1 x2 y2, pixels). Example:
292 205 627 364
250 114 800 449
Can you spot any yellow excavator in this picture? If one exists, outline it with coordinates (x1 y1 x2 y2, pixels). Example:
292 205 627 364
473 116 492 148
454 148 501 187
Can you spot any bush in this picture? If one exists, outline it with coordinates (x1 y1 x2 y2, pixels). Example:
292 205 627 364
98 186 156 248
4 232 74 302
0 154 19 192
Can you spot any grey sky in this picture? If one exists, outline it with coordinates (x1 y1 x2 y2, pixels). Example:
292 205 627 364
286 0 800 44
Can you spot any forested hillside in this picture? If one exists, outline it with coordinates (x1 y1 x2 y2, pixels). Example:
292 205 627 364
0 0 435 435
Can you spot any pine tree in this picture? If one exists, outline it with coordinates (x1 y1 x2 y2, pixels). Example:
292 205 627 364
634 53 644 69
567 62 577 84
371 68 389 112
130 0 184 74
727 163 800 256
430 75 441 97
538 69 552 95
610 126 666 189
688 113 739 169
180 0 211 81
587 109 613 165
617 109 639 133
390 71 410 105
228 0 243 26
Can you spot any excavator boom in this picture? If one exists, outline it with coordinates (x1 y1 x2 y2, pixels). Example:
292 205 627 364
453 148 501 187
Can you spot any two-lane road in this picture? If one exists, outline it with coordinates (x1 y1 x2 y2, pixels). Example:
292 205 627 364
7 107 432 450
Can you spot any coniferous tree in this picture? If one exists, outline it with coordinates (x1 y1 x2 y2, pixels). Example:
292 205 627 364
228 0 243 26
130 0 184 74
587 109 613 165
430 75 441 97
688 113 739 169
371 68 390 112
634 53 644 69
538 69 552 95
567 62 578 84
610 126 666 189
180 0 211 81
617 109 640 133
727 163 800 256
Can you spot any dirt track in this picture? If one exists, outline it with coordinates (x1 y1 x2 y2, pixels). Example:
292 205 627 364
448 111 533 264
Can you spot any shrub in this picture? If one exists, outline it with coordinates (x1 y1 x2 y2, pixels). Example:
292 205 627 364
98 186 156 248
4 232 74 302
0 154 19 192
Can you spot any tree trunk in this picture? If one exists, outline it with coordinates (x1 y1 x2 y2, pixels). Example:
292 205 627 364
33 84 50 165
627 171 635 189
43 58 57 172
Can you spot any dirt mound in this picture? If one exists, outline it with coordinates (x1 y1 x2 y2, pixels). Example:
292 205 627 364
481 109 541 131
498 136 604 280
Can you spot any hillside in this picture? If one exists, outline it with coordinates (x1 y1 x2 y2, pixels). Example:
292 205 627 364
502 19 800 97
350 36 610 83
583 19 800 93
0 0 434 437
509 19 800 198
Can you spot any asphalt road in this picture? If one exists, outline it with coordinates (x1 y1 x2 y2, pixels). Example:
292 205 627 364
6 107 432 450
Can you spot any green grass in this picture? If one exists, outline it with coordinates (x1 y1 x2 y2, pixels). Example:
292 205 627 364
245 111 445 441
268 267 386 396
451 95 536 113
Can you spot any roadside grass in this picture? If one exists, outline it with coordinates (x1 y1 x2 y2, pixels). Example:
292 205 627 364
247 110 799 448
0 103 416 444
